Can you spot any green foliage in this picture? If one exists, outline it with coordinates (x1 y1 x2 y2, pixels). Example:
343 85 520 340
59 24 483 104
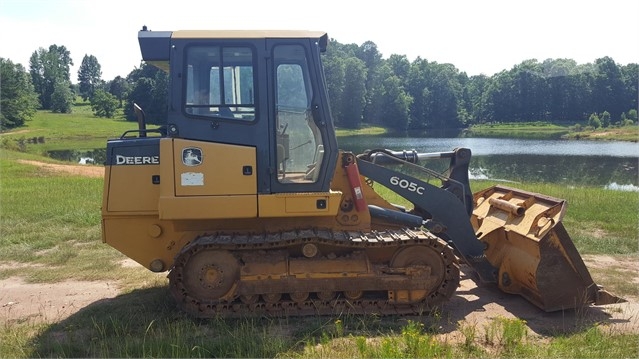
28 44 73 110
50 79 74 113
124 63 168 124
571 123 583 132
107 75 129 107
588 112 601 128
90 89 118 118
546 326 638 358
0 58 39 129
480 317 534 357
320 41 636 130
379 71 412 130
77 54 103 100
601 110 611 127
340 57 367 128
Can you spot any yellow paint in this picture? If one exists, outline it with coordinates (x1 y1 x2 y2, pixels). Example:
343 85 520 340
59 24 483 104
172 139 257 197
258 191 341 217
104 163 160 213
159 195 257 220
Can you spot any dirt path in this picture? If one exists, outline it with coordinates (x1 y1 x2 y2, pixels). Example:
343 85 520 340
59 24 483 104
17 159 104 178
0 129 32 136
0 277 121 322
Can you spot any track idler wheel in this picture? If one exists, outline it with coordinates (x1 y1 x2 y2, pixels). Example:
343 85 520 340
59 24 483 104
389 242 459 306
177 250 240 302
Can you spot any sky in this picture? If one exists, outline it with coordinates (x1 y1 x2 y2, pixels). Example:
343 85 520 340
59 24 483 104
1 0 637 82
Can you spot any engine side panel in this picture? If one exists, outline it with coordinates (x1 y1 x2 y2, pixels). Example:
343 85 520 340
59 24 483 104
104 138 161 213
157 138 258 220
170 138 257 196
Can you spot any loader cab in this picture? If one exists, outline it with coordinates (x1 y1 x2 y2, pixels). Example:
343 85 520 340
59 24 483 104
138 29 338 195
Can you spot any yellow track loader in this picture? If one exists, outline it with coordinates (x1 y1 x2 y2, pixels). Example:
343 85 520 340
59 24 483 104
101 27 623 317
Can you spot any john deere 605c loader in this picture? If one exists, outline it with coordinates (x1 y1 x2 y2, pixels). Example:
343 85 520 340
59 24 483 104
101 27 623 317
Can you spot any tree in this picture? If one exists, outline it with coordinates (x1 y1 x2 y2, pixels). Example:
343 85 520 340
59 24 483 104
339 57 367 128
322 41 348 125
356 41 384 123
90 89 118 117
465 74 491 124
588 113 601 128
593 57 625 120
29 44 74 110
150 71 168 124
126 77 155 120
405 59 466 129
406 58 431 129
77 54 103 100
108 76 129 107
601 111 611 128
425 63 465 128
50 79 74 113
386 54 410 82
0 58 39 129
620 63 638 118
124 63 168 124
544 58 580 122
379 72 412 130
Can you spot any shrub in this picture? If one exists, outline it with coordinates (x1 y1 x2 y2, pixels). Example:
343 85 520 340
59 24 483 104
91 90 119 118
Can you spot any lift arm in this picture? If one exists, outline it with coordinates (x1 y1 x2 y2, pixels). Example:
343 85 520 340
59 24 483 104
355 148 498 283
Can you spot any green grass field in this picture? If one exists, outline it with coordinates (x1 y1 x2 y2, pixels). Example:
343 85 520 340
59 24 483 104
0 107 637 358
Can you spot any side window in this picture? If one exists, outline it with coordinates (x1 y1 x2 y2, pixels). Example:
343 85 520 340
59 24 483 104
275 44 324 183
185 46 255 121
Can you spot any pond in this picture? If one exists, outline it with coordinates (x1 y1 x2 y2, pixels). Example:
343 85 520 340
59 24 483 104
338 136 639 191
47 136 639 191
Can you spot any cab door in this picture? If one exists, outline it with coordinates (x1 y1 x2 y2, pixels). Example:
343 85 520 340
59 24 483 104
267 38 337 194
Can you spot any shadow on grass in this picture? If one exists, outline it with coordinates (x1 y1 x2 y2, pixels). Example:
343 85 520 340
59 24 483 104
28 285 310 358
28 272 627 357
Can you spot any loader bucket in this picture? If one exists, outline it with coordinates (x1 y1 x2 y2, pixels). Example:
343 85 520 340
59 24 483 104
471 185 625 312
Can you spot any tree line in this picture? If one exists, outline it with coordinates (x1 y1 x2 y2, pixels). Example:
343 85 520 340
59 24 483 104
323 40 637 130
2 39 637 131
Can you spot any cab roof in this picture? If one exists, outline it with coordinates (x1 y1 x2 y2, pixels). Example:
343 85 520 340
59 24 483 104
171 29 327 39
138 28 328 72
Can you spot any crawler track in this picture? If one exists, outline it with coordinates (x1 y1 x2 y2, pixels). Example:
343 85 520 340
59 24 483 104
169 228 460 317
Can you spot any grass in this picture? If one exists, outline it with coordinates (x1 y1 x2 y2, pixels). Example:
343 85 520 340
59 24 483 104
463 122 571 139
3 301 637 358
465 121 639 142
335 124 387 137
563 125 639 142
0 107 637 357
0 151 163 289
0 99 152 156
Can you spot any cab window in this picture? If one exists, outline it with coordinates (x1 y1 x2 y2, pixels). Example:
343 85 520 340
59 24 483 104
274 44 324 183
185 46 255 121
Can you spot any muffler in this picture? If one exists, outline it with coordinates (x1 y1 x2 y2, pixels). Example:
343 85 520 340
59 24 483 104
472 185 625 312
